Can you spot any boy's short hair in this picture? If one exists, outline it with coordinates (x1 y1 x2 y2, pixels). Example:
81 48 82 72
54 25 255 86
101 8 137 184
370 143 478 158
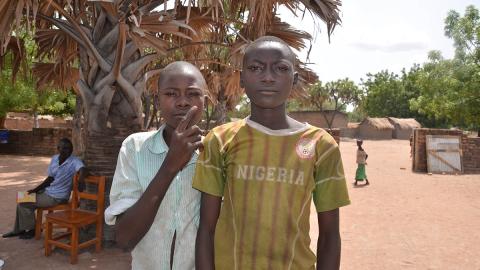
157 61 207 91
243 36 296 66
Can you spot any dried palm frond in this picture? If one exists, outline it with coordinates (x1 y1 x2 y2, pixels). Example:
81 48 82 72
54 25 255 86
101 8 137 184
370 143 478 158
33 62 79 92
266 17 311 51
35 29 77 66
127 11 196 54
297 0 342 38
223 69 241 99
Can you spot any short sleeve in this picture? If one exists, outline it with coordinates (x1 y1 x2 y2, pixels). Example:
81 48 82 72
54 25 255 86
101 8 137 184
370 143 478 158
192 131 225 197
104 138 143 225
313 135 350 212
73 157 85 172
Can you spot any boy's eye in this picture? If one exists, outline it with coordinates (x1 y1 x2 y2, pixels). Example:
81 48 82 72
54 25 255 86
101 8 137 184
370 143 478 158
277 65 290 72
164 91 177 97
248 65 263 72
188 91 202 97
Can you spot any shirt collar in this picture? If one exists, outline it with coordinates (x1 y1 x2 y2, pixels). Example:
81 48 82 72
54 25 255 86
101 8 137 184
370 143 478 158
147 125 169 154
54 154 73 166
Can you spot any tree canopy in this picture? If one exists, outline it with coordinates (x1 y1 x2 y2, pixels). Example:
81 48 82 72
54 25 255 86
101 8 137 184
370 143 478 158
362 5 479 133
411 5 480 132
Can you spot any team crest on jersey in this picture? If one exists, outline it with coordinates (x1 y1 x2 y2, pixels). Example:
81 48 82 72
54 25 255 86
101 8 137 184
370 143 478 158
295 138 315 159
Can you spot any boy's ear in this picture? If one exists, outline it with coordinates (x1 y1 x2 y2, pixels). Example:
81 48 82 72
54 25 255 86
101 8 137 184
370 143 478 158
293 72 299 85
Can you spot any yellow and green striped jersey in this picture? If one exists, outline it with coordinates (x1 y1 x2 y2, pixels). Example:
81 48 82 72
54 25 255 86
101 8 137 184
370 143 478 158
193 118 350 270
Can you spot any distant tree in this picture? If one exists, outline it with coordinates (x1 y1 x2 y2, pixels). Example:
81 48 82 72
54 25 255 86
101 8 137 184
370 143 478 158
444 5 480 64
347 106 367 123
324 78 361 128
361 67 439 126
362 70 405 117
410 52 480 133
287 82 334 112
300 78 360 129
306 81 330 111
410 5 480 135
326 78 361 111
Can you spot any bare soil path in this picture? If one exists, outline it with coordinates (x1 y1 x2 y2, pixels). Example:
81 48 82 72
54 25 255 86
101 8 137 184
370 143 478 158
1 139 479 269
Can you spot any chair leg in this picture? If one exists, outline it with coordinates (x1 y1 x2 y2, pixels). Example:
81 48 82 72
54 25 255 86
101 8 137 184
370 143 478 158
35 209 43 240
95 220 103 252
44 220 52 257
70 228 79 264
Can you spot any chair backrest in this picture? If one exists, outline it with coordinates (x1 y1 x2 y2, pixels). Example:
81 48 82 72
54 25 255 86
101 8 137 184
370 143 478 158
72 174 106 216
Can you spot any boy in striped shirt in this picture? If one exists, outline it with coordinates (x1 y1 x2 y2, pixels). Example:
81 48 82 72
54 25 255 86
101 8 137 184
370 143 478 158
194 36 350 270
105 61 205 270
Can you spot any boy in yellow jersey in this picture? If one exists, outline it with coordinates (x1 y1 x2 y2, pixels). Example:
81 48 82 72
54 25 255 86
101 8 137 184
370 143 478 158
194 36 350 270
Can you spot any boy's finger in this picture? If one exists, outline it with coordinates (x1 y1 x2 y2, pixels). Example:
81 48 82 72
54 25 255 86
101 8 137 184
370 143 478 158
185 134 202 143
188 141 203 151
176 106 198 132
183 125 203 137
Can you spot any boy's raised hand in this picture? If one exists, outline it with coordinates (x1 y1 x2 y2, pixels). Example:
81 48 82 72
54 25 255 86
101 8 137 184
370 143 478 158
164 106 203 173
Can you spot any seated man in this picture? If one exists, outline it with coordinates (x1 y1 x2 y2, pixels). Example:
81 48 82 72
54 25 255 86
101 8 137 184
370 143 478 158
2 138 86 239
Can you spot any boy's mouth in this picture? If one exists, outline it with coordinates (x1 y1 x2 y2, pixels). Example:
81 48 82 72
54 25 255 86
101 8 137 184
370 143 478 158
258 89 278 95
173 111 190 116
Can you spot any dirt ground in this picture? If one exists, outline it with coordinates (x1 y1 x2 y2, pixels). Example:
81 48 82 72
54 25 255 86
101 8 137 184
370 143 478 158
1 139 479 270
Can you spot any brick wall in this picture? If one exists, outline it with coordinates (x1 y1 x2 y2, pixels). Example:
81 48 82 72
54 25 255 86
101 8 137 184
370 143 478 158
0 128 72 156
412 128 480 174
463 137 480 174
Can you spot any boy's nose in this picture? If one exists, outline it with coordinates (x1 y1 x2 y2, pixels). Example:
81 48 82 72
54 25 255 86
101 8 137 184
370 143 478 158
176 96 190 107
262 69 275 83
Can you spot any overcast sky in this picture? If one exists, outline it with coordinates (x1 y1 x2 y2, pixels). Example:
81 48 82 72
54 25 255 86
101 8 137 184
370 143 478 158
279 0 477 83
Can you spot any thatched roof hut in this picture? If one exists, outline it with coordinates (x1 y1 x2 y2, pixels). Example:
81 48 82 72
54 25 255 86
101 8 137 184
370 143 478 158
358 118 394 140
341 122 359 138
388 117 422 139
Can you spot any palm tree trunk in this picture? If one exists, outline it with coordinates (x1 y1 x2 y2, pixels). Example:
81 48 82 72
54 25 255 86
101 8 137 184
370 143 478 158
72 96 85 157
73 9 147 243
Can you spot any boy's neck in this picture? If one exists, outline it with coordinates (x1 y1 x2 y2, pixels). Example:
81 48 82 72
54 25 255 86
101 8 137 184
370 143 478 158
250 104 301 130
163 125 173 147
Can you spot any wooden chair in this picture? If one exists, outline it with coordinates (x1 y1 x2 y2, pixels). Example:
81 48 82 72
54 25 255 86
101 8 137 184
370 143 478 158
35 202 71 240
35 173 82 240
44 175 106 264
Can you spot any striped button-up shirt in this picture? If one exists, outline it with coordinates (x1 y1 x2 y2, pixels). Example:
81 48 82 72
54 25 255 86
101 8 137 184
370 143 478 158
105 125 200 270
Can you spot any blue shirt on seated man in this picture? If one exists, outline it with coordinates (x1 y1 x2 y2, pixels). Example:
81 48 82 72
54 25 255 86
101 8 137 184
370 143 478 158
2 138 87 239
